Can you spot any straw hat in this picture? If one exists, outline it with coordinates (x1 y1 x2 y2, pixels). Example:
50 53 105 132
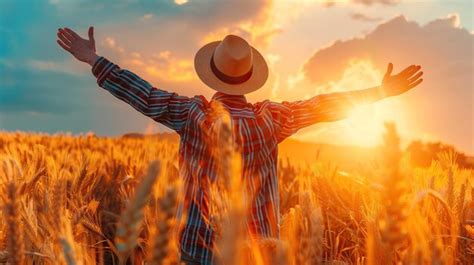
194 35 268 95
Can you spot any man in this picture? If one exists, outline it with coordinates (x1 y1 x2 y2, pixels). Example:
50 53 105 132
57 26 423 265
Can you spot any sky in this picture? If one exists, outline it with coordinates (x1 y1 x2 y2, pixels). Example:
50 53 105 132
0 0 473 154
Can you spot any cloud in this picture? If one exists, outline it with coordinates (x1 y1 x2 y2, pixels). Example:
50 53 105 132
174 0 188 5
300 14 473 153
323 0 400 7
98 36 195 83
102 37 125 54
28 60 86 76
143 51 195 82
352 0 400 5
140 13 153 21
302 14 472 85
0 62 92 114
350 12 382 22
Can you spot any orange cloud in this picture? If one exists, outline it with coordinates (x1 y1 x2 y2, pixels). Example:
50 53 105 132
144 51 195 82
300 14 473 154
350 12 382 22
352 0 399 5
322 0 399 6
200 0 281 50
102 37 125 54
99 35 196 84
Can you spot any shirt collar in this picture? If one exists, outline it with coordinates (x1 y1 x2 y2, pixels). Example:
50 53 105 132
211 92 248 107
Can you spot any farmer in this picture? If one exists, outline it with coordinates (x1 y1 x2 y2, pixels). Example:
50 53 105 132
57 26 423 265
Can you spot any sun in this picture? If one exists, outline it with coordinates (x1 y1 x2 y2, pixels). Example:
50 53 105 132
332 60 386 146
298 59 408 147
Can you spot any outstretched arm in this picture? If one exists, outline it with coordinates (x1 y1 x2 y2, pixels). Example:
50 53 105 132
270 63 423 142
56 27 191 133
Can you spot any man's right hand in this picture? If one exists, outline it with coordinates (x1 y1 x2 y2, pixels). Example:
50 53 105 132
57 26 98 66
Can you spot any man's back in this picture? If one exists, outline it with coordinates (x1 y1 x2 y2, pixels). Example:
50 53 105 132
178 92 280 263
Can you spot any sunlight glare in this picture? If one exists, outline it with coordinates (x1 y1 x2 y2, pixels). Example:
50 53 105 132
301 59 408 147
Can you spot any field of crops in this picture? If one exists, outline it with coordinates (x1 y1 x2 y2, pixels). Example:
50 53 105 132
0 126 472 264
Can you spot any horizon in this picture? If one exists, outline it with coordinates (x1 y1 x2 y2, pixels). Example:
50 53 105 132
2 127 472 157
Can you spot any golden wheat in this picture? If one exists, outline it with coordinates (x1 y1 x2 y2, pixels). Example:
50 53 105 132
0 130 472 264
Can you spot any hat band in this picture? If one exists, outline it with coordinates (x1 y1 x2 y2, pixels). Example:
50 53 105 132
210 54 253 84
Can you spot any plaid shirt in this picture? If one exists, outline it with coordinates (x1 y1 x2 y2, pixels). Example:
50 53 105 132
92 56 379 265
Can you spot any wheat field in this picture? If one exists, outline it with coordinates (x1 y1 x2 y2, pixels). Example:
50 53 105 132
0 125 472 264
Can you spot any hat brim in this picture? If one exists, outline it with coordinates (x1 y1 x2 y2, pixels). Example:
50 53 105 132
194 41 268 95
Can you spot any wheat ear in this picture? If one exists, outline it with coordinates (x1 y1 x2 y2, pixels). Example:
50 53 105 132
115 160 161 265
148 186 178 264
5 181 25 265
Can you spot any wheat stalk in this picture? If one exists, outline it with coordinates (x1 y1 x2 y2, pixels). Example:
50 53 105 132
378 123 408 263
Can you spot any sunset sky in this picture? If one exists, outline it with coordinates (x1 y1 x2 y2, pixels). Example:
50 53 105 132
1 0 473 154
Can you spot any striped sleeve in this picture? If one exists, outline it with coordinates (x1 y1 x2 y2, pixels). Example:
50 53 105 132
268 89 383 142
92 57 191 133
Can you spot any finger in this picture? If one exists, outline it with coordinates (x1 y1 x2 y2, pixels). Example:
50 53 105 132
397 65 417 77
57 39 72 52
407 71 423 84
88 26 95 42
407 78 423 90
64 27 80 40
57 32 72 45
58 29 75 43
403 65 422 79
384 63 393 78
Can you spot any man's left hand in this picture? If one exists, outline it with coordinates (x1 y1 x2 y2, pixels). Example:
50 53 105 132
380 63 423 98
